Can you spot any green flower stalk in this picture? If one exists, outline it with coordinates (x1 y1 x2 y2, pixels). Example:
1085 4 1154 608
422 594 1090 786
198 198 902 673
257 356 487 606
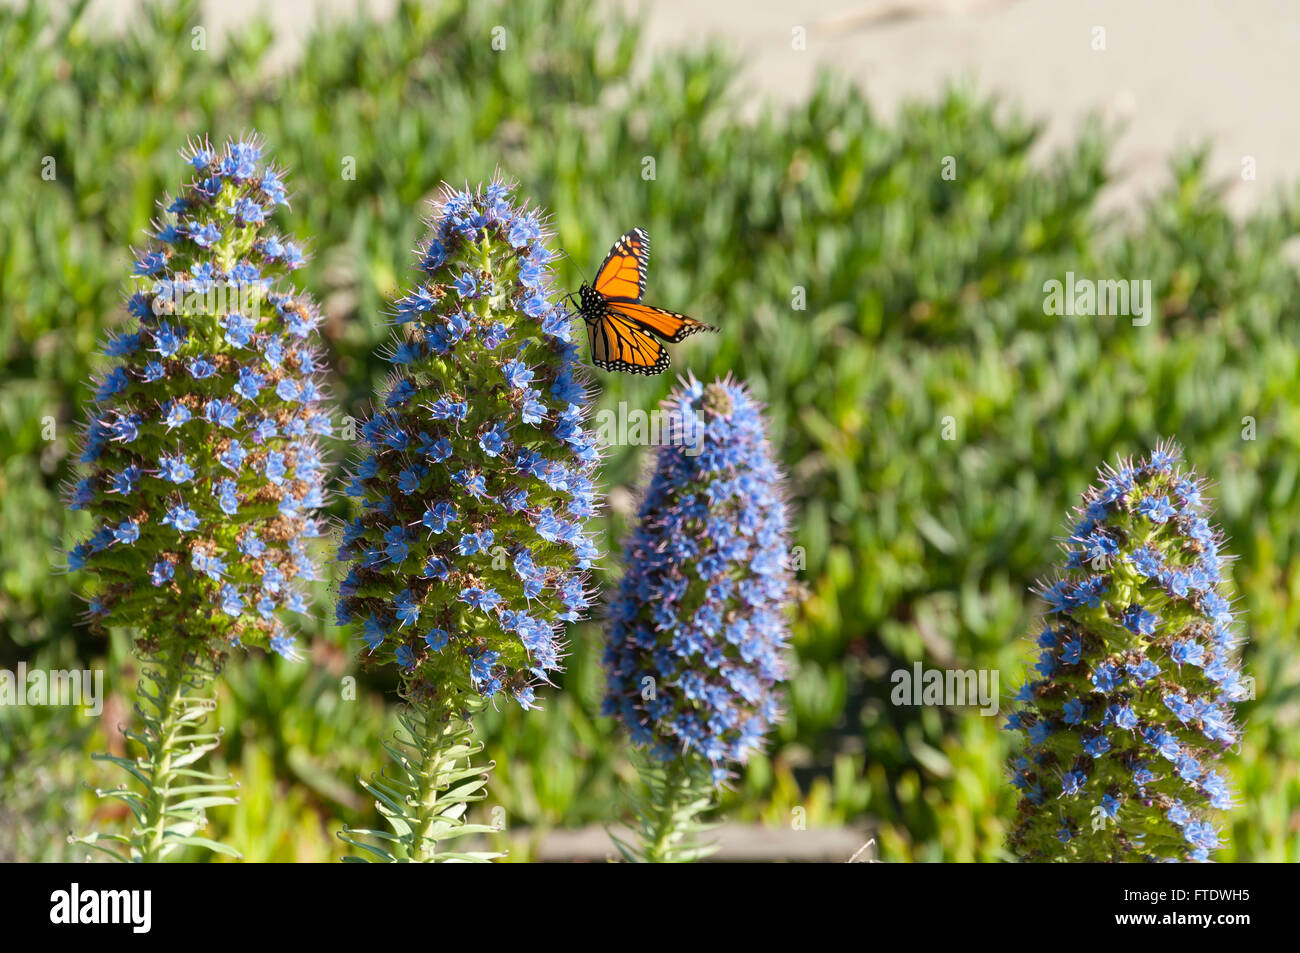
336 181 601 862
1007 441 1249 861
603 375 796 862
67 135 332 860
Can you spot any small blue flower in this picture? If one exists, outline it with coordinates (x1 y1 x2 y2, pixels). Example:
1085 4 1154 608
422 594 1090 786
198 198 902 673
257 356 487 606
459 586 502 612
1079 531 1118 566
1121 603 1159 636
189 222 221 248
112 520 140 545
1100 793 1121 820
162 504 199 533
232 197 266 225
259 169 286 204
453 271 478 298
159 454 196 484
393 590 420 627
501 359 534 390
478 422 509 456
1137 494 1176 523
96 367 130 400
214 479 240 515
133 251 167 276
1170 639 1206 668
223 313 255 347
205 399 239 428
163 401 192 430
1127 657 1161 685
221 584 244 616
1060 769 1087 797
1082 733 1111 758
1129 547 1162 577
1091 662 1122 691
1109 704 1138 730
149 559 176 586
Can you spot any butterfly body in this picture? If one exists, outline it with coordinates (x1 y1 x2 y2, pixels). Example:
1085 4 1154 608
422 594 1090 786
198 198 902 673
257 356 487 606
576 228 716 374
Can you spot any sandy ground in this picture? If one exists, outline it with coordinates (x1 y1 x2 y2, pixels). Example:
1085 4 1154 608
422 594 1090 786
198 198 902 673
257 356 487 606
77 0 1300 215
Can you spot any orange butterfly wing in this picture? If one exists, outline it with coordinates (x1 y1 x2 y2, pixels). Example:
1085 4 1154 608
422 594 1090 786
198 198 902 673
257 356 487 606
607 301 717 343
588 312 670 375
592 227 650 302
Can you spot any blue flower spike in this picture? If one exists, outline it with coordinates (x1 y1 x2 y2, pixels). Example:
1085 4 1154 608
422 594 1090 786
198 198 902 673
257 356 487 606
603 374 797 862
336 181 602 862
67 134 330 862
1007 440 1248 862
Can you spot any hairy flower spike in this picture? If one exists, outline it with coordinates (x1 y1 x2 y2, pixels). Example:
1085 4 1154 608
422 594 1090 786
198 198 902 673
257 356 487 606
337 181 601 708
67 135 331 662
603 374 795 782
1007 440 1248 862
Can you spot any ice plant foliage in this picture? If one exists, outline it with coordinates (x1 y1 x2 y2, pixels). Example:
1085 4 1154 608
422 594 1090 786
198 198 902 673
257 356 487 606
336 182 600 861
67 135 330 861
603 375 795 861
1007 442 1248 862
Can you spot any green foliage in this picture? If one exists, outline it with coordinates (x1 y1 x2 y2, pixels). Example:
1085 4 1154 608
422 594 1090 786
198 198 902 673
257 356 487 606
340 695 500 862
612 751 718 863
75 647 239 861
2 0 1299 861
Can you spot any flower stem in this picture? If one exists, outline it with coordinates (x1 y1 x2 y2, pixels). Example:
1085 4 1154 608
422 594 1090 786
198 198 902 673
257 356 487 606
625 752 719 863
139 647 188 863
411 693 465 862
78 645 236 862
645 757 688 863
343 687 500 862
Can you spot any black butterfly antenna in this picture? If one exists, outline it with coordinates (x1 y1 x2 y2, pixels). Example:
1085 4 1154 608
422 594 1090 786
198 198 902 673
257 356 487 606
553 245 592 315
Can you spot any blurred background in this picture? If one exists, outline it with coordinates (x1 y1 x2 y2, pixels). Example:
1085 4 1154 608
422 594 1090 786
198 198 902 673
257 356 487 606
2 0 1298 861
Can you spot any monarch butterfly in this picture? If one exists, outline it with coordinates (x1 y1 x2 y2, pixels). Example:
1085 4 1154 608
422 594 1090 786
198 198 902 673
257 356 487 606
570 228 716 374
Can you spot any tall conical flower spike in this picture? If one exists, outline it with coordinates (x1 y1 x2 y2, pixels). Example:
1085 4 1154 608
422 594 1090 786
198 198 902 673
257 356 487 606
603 374 796 862
67 134 332 861
336 181 602 862
1007 440 1249 862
